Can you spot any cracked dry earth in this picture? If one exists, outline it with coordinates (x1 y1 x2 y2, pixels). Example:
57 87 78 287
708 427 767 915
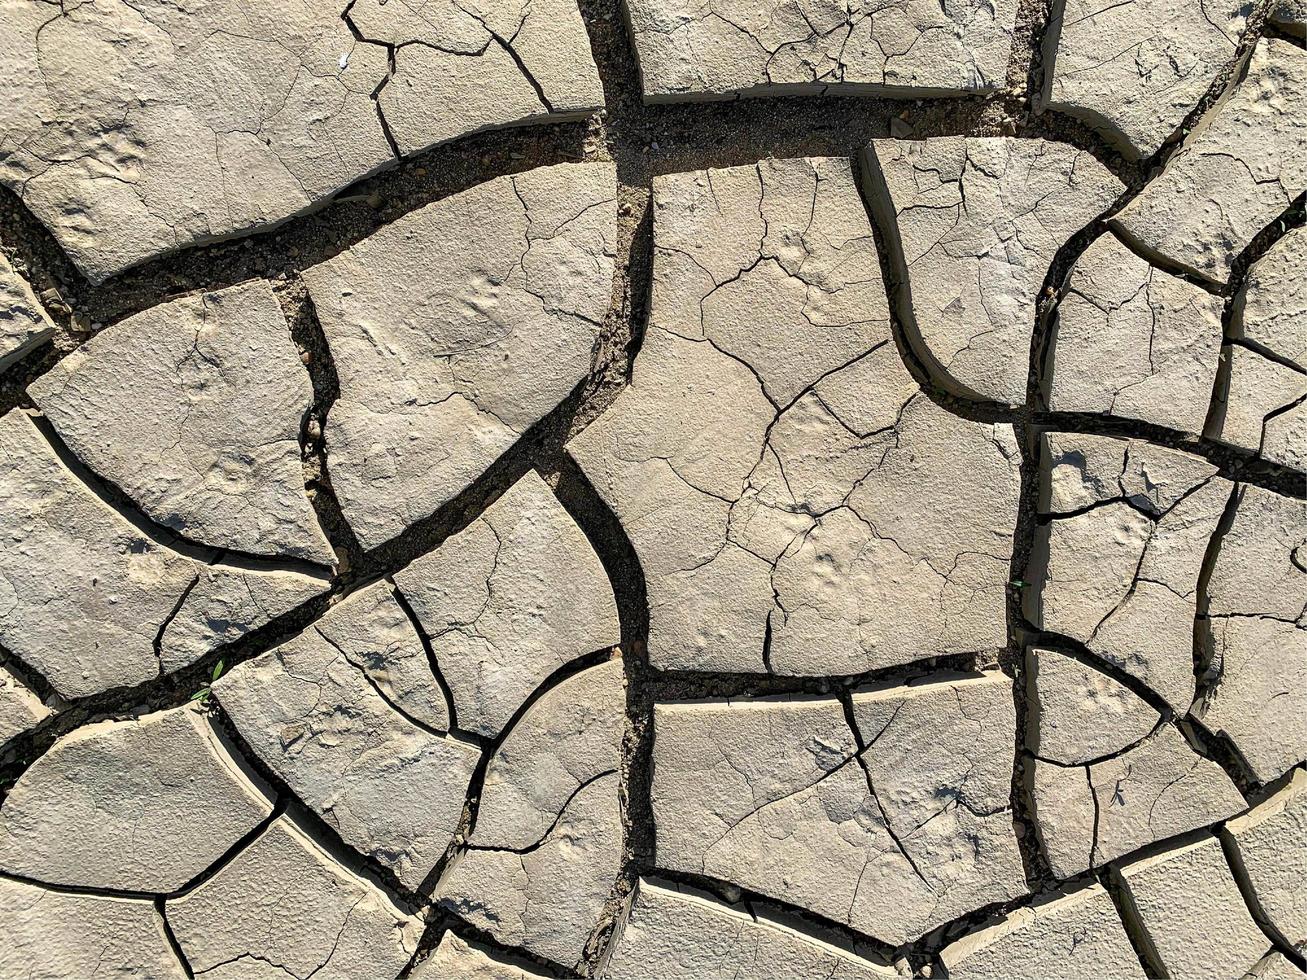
0 0 1305 978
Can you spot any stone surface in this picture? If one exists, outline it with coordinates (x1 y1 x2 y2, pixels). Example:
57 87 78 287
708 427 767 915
0 704 273 892
1112 834 1269 980
1028 646 1160 766
413 932 547 980
0 0 601 283
168 813 422 980
0 252 54 373
1248 951 1307 979
471 657 624 850
1208 344 1307 472
0 664 50 746
303 163 617 549
652 673 1026 946
30 279 333 564
572 157 1020 676
1042 0 1248 158
604 878 897 979
1047 232 1224 432
1030 432 1230 711
438 771 622 970
1236 228 1306 369
624 0 1018 101
864 137 1123 404
1223 768 1307 951
1112 39 1307 285
0 409 328 699
0 877 184 979
939 881 1144 979
214 593 480 890
394 472 620 738
1034 724 1245 876
1271 0 1307 36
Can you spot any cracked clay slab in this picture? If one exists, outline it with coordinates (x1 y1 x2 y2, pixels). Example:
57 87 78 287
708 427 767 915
571 157 1020 676
652 672 1026 946
394 471 621 738
0 251 54 374
0 665 50 747
1222 768 1307 953
0 0 601 283
940 881 1144 979
1046 230 1224 434
1111 39 1307 286
0 409 328 699
213 582 481 890
623 0 1018 102
29 279 334 565
303 163 617 550
864 136 1123 405
1041 0 1249 159
167 812 422 980
603 878 897 979
0 704 274 893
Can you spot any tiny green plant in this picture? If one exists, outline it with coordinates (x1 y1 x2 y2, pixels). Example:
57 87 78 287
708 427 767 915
189 659 226 703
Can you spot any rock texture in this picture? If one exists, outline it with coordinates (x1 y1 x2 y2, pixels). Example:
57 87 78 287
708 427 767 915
0 409 328 699
940 881 1144 979
604 878 897 978
413 932 547 980
624 0 1019 101
1112 834 1269 979
0 665 50 746
572 157 1020 676
1042 0 1249 158
1197 486 1307 783
0 252 54 373
0 705 273 892
1208 344 1307 472
394 472 621 738
0 877 184 979
1112 39 1307 285
168 813 422 979
29 280 333 564
303 163 617 549
1047 232 1224 432
214 591 480 890
0 0 601 282
864 137 1123 404
1029 432 1230 711
1223 768 1307 953
652 673 1026 945
439 772 623 970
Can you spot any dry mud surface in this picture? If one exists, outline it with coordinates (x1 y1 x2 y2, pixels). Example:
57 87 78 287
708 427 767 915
0 0 1304 977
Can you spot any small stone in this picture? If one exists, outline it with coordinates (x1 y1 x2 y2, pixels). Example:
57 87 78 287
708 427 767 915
603 878 897 979
168 814 422 978
0 878 184 978
394 472 620 738
1111 834 1268 979
939 881 1144 979
0 705 273 891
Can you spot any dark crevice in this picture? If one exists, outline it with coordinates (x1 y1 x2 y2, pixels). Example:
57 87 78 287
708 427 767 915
389 581 466 740
1218 820 1307 970
1104 865 1167 978
157 896 196 978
